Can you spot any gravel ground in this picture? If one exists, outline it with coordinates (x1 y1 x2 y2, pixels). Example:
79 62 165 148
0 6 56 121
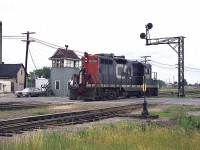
1 93 200 105
1 94 200 146
0 103 170 145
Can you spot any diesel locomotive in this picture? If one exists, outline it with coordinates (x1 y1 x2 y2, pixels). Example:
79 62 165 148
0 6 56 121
69 52 158 100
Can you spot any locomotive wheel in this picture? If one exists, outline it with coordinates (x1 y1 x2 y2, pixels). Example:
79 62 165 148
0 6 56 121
103 90 116 100
136 92 142 98
125 95 130 98
146 89 152 97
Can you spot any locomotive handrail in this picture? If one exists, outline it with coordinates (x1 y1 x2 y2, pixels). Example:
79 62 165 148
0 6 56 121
91 73 96 84
91 73 101 86
96 73 101 84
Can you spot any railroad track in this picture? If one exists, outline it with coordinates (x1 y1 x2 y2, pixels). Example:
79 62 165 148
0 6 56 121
0 104 143 137
0 102 49 110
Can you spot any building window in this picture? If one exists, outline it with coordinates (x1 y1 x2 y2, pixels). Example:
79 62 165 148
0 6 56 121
65 59 74 68
55 81 60 90
75 61 79 68
52 60 64 68
0 83 2 90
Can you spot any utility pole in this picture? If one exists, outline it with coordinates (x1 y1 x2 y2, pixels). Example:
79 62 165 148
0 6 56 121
141 56 151 116
141 56 151 64
21 31 35 88
0 21 2 64
152 72 157 80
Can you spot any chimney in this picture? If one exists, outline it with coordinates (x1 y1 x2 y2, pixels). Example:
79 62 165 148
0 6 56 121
65 45 68 50
0 21 2 64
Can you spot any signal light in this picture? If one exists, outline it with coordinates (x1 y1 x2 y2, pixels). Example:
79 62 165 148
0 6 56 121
140 33 146 39
146 23 153 29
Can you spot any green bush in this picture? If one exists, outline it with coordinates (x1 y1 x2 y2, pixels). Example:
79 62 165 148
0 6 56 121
173 114 200 130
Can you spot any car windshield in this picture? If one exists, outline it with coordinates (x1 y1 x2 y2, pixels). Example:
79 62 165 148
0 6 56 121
22 88 33 92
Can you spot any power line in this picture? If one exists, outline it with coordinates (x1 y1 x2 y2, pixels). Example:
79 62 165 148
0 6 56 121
2 34 200 72
2 35 26 40
31 37 61 49
185 66 200 70
34 40 59 49
151 60 175 67
150 62 176 69
31 37 84 54
28 48 38 70
151 60 200 71
2 35 26 38
185 68 200 72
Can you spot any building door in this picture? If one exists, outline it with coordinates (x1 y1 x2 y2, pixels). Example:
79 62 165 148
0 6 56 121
11 83 14 93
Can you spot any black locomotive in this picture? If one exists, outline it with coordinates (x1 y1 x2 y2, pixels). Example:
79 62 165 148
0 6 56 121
70 52 158 100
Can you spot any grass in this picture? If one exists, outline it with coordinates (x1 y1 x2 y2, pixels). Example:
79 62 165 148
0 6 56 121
2 105 200 149
157 94 200 98
151 105 200 130
150 111 174 118
0 107 51 118
174 114 200 130
150 105 193 118
158 87 200 98
2 122 200 150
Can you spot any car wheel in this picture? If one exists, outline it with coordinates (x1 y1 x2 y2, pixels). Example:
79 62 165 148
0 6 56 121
28 93 31 97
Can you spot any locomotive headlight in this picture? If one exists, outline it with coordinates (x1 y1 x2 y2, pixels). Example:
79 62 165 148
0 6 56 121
85 58 88 63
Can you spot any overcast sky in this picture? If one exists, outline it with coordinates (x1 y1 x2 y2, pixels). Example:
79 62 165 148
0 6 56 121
1 0 200 84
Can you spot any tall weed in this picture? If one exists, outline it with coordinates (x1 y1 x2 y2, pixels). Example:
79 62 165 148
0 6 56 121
1 122 200 150
173 114 200 130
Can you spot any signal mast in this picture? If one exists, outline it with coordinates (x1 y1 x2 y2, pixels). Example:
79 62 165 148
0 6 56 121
140 23 185 97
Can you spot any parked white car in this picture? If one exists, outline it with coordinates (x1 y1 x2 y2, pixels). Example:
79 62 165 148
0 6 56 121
15 88 41 97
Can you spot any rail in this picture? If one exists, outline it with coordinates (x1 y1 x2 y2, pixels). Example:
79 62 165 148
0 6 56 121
0 104 142 136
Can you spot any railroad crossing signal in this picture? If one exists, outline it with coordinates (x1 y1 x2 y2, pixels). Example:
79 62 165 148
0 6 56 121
142 83 146 92
142 75 146 92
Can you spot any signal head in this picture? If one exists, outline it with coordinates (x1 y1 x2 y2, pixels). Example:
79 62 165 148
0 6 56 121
146 23 153 29
140 33 146 39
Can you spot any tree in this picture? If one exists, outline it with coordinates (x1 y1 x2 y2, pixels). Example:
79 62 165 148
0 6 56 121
28 67 51 86
157 79 166 88
184 79 188 86
34 67 50 79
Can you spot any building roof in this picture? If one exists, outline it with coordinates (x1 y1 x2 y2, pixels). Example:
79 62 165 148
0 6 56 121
49 48 80 60
0 64 25 78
